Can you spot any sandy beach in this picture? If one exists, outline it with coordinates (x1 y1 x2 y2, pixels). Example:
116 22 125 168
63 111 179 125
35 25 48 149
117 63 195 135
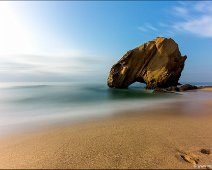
1 0 212 169
0 89 212 169
200 87 212 92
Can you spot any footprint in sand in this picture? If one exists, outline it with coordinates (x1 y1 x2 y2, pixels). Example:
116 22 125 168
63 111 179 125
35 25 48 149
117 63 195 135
177 148 211 166
177 150 199 165
180 153 199 165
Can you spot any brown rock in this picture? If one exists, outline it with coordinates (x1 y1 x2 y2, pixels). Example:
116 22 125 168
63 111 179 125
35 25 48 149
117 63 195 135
200 149 211 155
179 84 198 91
166 86 179 92
107 37 187 89
153 88 169 93
153 86 180 93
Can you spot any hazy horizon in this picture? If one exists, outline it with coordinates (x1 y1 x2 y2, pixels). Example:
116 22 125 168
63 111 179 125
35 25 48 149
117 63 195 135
0 1 212 83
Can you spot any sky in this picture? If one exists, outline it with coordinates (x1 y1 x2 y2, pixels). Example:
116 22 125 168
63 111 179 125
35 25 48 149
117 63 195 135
0 1 212 83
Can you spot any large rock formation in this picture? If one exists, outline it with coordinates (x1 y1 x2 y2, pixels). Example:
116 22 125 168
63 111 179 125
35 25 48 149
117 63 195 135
107 37 187 89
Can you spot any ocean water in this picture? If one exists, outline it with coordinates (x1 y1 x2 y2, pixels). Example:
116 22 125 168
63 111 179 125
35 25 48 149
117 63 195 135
0 81 210 136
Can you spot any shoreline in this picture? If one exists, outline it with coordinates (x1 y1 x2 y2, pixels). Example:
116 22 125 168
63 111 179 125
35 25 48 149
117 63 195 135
0 91 182 139
0 88 212 168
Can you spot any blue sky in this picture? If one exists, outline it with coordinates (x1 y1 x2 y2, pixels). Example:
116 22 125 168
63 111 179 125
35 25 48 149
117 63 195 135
0 1 212 83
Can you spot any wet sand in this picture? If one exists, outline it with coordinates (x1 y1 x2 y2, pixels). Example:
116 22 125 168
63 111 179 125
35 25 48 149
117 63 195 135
0 89 212 169
200 87 212 92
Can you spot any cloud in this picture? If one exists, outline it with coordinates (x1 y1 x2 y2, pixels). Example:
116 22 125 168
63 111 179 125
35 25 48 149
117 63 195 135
145 23 158 32
138 2 212 39
173 6 188 17
138 27 148 32
174 15 212 38
194 1 212 13
138 23 158 33
171 2 212 38
0 52 107 82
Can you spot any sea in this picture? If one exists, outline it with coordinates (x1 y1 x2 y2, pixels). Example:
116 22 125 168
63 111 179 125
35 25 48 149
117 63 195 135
0 81 211 137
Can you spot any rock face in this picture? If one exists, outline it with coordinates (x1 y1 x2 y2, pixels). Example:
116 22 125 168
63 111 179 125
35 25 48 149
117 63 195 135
153 84 198 93
107 37 187 89
179 84 198 91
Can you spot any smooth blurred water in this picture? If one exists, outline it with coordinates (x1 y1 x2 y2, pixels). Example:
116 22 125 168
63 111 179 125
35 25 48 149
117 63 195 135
0 81 203 136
